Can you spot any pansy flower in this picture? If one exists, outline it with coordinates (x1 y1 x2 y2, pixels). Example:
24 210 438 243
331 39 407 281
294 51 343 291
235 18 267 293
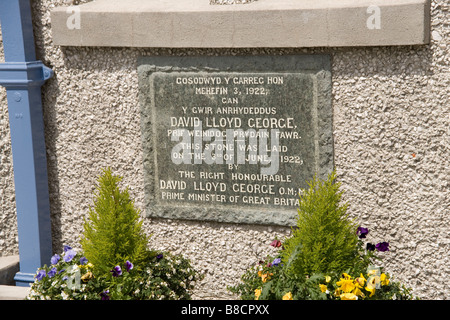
51 254 60 265
48 267 57 278
63 249 76 262
81 271 94 282
357 227 369 239
336 273 355 293
272 258 281 266
380 273 390 286
340 292 358 300
376 242 389 252
111 265 122 277
35 269 46 281
125 260 133 272
254 288 261 300
100 290 110 300
282 292 293 300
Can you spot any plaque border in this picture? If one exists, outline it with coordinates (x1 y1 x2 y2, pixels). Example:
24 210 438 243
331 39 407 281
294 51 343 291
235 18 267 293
138 55 333 226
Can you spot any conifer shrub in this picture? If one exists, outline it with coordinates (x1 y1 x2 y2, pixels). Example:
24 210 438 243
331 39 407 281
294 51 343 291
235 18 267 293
280 170 365 276
80 168 150 275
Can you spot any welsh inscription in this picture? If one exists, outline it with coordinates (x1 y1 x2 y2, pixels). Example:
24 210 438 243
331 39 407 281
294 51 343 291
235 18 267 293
138 55 333 226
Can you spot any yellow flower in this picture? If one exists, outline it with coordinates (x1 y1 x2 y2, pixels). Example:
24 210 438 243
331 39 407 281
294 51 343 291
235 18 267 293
355 273 366 286
319 284 328 293
325 275 331 283
81 271 93 282
334 287 341 296
260 272 273 283
282 292 293 300
340 293 358 300
336 277 355 293
341 273 352 280
255 288 261 300
353 286 365 298
365 276 378 297
367 275 380 289
380 273 390 286
352 275 365 298
365 286 376 297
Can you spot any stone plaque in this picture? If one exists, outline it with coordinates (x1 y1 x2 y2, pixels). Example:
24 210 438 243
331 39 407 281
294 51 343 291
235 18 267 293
138 55 333 226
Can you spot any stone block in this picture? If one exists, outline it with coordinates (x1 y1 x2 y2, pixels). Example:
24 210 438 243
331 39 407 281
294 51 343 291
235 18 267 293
138 55 333 226
50 0 431 48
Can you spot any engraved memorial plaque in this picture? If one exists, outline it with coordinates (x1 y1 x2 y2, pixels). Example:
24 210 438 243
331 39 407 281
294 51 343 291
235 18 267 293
138 55 333 226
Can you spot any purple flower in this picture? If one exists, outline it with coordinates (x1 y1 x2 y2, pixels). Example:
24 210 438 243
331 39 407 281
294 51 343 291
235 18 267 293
51 254 60 265
48 267 57 278
376 242 389 252
63 245 72 252
366 243 376 251
272 258 281 266
111 265 122 277
36 269 46 281
63 249 76 262
79 257 88 265
125 260 133 272
100 290 110 300
156 254 163 260
357 227 369 239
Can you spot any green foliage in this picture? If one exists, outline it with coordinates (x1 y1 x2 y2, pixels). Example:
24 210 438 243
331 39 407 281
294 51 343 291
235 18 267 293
228 254 328 300
80 168 150 275
281 171 364 276
228 170 416 300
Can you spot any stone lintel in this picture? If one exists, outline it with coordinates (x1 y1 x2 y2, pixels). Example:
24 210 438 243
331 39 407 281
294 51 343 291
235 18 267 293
50 0 431 48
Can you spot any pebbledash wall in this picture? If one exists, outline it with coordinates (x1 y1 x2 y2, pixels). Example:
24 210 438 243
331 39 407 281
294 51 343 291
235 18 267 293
0 0 448 299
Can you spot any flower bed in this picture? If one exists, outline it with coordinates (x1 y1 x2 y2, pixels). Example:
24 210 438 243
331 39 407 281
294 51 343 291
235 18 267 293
27 245 201 300
228 172 417 300
27 168 203 300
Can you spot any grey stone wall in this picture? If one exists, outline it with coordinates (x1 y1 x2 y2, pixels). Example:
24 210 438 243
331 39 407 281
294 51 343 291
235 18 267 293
0 26 19 260
0 0 448 299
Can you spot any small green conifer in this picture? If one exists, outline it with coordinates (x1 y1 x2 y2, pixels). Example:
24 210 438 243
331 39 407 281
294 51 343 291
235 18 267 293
80 168 150 275
281 170 361 276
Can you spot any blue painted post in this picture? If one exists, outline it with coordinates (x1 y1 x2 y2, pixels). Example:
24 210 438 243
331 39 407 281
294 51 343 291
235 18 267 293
0 0 53 286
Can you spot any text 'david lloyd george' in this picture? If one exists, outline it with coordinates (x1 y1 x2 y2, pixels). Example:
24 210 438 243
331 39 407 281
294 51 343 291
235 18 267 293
154 73 316 209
